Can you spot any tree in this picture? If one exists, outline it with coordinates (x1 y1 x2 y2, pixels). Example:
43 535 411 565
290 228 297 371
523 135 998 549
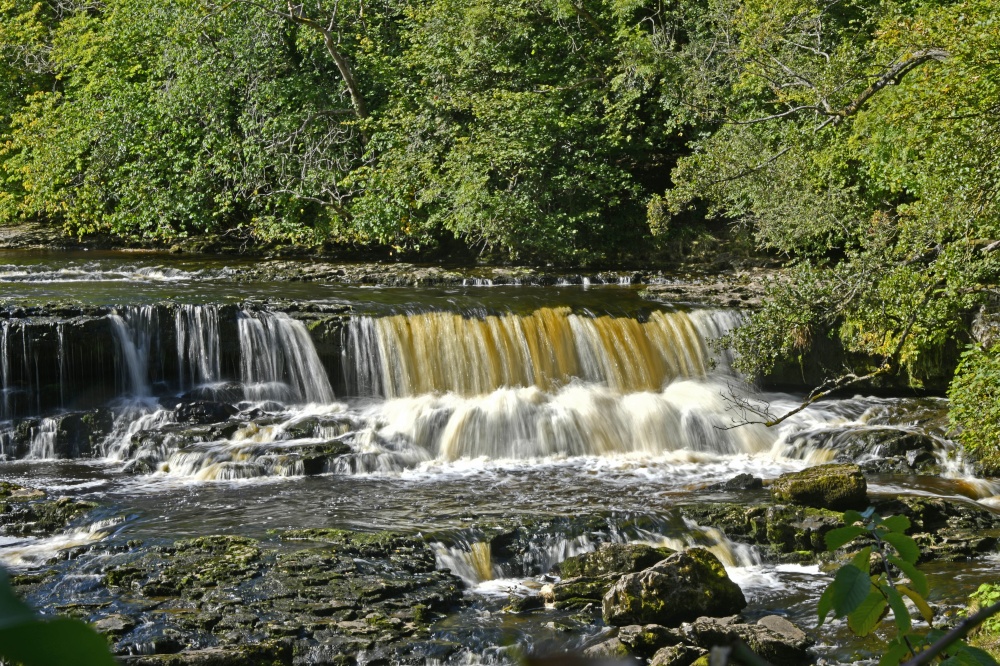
656 0 1000 409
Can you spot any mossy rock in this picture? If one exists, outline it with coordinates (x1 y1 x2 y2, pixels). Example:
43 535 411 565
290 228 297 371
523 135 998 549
602 548 747 627
770 463 867 510
557 543 674 578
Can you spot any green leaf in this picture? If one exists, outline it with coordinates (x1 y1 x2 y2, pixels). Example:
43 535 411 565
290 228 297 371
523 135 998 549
884 584 911 632
851 547 872 573
879 515 911 534
951 645 1000 666
882 532 921 565
825 525 866 551
843 510 865 525
888 554 928 597
0 617 117 666
832 564 873 617
878 637 913 666
0 570 36 631
940 647 999 666
818 583 835 625
848 587 889 636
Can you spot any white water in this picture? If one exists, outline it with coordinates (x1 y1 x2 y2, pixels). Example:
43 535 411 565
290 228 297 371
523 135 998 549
238 311 335 404
176 305 221 390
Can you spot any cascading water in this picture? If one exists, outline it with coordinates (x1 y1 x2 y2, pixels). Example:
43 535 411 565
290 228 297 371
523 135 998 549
345 308 738 397
1 321 11 420
109 306 158 397
175 305 221 390
237 311 335 404
26 417 57 460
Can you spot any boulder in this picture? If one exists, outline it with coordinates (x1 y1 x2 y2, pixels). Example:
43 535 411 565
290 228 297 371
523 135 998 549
679 615 813 665
770 463 867 510
649 645 707 666
617 624 684 658
602 548 746 627
707 473 764 492
174 402 238 425
557 543 674 578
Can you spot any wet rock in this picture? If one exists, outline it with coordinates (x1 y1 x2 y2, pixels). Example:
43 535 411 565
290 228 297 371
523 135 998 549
649 644 707 666
118 642 292 666
873 496 1000 561
770 463 867 510
680 503 842 558
557 543 674 578
617 624 684 658
679 615 813 665
97 528 465 662
0 481 47 501
174 402 238 425
707 473 763 492
503 594 545 613
602 548 747 627
583 638 632 659
0 493 97 537
93 614 137 640
541 575 617 610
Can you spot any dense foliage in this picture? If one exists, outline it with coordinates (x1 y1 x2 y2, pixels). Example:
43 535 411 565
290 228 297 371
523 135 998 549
0 0 701 262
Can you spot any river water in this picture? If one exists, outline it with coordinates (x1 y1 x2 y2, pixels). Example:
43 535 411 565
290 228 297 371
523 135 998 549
1 250 998 663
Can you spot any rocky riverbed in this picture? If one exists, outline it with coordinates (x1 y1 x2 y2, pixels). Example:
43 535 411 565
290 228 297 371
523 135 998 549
6 461 1000 665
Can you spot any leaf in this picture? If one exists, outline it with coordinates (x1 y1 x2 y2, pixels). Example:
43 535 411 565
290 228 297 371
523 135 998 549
0 617 117 666
882 532 921 565
832 564 873 616
940 648 998 666
843 510 865 524
888 554 928 597
899 585 935 625
818 583 835 625
851 547 872 573
880 515 911 534
884 584 911 632
848 587 889 636
950 645 1000 666
825 525 866 551
878 637 913 666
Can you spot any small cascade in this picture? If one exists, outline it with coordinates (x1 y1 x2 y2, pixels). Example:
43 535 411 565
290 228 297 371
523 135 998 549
345 308 739 398
175 305 221 390
433 541 497 587
237 311 335 404
26 417 58 459
639 518 761 569
109 306 158 397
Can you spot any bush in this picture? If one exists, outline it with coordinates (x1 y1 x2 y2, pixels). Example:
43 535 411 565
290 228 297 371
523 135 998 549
948 345 1000 476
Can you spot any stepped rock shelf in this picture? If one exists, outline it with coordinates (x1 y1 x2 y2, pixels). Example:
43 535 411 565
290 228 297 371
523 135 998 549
1 250 998 664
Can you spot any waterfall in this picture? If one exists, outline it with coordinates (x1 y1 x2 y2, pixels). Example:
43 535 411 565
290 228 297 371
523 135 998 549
27 417 57 460
345 308 740 397
176 305 221 390
1 321 10 420
109 306 158 397
237 311 335 404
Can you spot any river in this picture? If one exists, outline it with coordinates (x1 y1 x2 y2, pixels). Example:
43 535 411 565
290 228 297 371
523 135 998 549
1 250 998 664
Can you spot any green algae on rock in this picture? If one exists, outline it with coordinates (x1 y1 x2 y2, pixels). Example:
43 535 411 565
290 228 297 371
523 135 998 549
602 548 747 627
770 463 868 510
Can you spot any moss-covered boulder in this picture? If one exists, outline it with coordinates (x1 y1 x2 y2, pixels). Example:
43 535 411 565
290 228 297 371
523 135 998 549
602 548 746 627
770 463 867 510
557 543 674 578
